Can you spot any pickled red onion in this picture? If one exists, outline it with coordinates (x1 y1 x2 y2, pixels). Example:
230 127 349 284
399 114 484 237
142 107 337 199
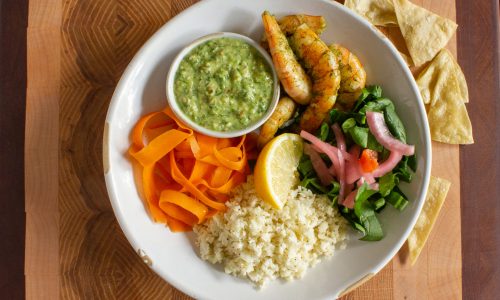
372 150 403 177
332 124 346 151
301 130 346 202
303 143 334 186
343 189 357 209
328 164 336 177
301 131 341 177
342 183 379 209
346 145 362 184
366 112 414 156
332 124 346 204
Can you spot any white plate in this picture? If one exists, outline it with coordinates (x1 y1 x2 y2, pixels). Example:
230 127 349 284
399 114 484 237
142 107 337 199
103 0 431 299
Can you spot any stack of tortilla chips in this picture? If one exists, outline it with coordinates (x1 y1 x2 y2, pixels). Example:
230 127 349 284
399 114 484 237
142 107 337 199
344 0 473 264
417 49 473 144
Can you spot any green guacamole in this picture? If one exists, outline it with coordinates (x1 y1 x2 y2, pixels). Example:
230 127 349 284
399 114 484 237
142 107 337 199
174 38 274 131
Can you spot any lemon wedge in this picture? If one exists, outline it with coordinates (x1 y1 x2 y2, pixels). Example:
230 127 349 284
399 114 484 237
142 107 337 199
254 133 304 209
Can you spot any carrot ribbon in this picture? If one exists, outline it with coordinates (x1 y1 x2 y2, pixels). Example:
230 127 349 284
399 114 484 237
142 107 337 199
129 107 250 232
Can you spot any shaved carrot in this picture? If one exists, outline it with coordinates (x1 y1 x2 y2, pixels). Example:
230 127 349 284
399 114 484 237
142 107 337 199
131 129 190 166
169 151 227 211
159 190 208 224
166 216 192 232
160 202 198 226
141 164 168 223
128 107 250 232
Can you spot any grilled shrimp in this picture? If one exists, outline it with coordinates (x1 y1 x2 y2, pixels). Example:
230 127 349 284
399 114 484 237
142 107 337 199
330 44 367 111
257 97 297 148
262 11 312 105
279 15 326 35
261 15 326 51
289 24 341 132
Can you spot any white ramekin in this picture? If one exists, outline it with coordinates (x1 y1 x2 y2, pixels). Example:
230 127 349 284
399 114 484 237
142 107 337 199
166 32 280 138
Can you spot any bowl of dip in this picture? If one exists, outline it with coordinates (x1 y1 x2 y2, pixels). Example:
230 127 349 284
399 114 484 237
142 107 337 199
166 32 280 138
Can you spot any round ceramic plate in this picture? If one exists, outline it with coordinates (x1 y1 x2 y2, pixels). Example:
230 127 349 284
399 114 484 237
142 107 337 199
103 0 431 299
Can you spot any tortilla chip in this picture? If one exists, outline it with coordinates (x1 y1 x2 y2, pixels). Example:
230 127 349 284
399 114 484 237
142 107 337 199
454 61 469 103
407 176 451 265
417 49 469 105
393 0 457 66
426 75 474 144
344 0 398 26
398 51 414 67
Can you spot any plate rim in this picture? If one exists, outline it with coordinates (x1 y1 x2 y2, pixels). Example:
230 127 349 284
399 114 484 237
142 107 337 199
103 0 432 298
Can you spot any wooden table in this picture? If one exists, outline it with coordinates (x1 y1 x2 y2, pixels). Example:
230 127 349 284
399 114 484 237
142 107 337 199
0 0 498 299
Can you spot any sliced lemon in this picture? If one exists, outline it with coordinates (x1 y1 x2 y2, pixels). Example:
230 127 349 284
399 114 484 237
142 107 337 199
254 133 304 209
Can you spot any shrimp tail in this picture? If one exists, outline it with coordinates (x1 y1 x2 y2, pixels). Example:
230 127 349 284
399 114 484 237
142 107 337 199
262 11 313 105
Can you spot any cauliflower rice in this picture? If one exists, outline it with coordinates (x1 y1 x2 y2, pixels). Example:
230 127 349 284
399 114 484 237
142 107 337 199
193 176 348 287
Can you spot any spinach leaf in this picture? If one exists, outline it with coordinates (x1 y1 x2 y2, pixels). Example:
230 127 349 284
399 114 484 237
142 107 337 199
384 106 407 143
386 190 409 211
298 155 314 178
354 183 384 241
373 198 386 211
317 122 330 141
327 181 340 196
319 84 415 242
350 87 408 145
353 113 367 125
340 211 367 235
369 85 383 98
349 126 368 147
329 109 349 125
341 118 356 133
378 172 399 197
300 177 328 194
358 97 394 115
366 130 384 152
353 222 367 235
353 85 383 112
394 156 413 182
355 94 407 143
298 154 338 195
342 119 383 151
326 181 340 204
359 214 384 241
354 183 379 219
351 127 383 152
408 154 417 172
352 90 370 112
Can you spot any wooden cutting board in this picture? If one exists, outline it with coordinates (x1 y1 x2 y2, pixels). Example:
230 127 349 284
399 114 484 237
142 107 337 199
25 0 461 299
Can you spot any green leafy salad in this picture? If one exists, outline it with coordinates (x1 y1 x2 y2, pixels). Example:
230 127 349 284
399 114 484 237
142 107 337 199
296 86 417 241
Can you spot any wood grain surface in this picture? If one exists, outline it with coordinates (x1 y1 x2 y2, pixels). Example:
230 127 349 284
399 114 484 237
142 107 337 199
59 1 198 299
0 0 28 299
456 0 500 298
26 0 62 299
20 0 497 299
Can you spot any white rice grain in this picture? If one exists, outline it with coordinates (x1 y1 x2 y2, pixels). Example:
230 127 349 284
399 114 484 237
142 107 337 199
194 176 348 288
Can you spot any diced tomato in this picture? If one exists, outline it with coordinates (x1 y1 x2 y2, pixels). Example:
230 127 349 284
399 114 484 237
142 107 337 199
359 149 379 173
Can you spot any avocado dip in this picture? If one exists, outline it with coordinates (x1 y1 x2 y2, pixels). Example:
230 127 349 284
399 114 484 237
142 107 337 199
174 38 274 131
